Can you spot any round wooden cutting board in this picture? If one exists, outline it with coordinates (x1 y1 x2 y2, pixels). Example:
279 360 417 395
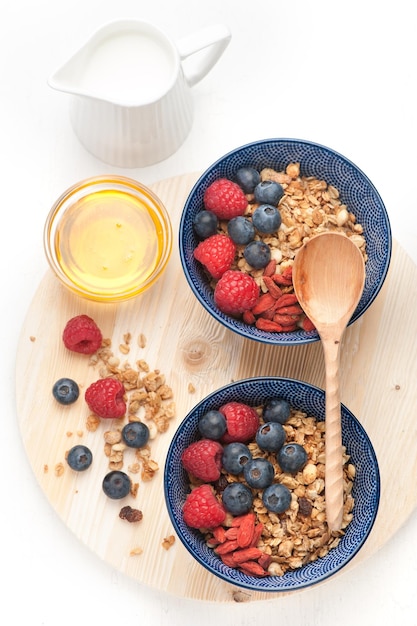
15 172 417 602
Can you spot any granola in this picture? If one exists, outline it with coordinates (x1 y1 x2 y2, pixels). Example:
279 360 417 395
236 163 367 276
198 407 355 576
211 163 367 331
88 334 176 474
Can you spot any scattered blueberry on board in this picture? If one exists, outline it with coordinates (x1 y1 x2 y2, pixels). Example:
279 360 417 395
121 422 150 448
52 377 80 405
66 445 93 471
102 470 132 499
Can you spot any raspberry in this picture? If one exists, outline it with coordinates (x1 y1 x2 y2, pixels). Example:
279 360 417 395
203 178 248 220
85 378 126 419
220 402 260 444
182 484 226 529
181 439 223 482
62 314 103 354
214 270 260 316
193 234 236 279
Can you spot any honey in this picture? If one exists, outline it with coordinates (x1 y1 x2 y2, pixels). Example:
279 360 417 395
44 176 172 302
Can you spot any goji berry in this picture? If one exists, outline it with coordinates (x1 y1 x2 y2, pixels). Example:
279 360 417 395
238 560 268 577
273 320 298 332
272 273 292 286
224 527 238 540
273 313 300 326
258 305 276 320
302 316 316 332
251 292 276 315
276 304 304 316
242 309 256 325
257 553 272 570
262 275 283 300
250 522 264 547
282 266 293 279
230 512 254 527
263 259 277 277
255 318 284 332
237 513 256 548
220 553 236 568
275 293 298 308
214 539 239 555
212 525 227 543
232 547 264 564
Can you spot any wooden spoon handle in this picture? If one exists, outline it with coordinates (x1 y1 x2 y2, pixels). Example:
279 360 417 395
322 337 344 532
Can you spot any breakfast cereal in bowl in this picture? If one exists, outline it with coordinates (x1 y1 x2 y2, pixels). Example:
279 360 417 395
179 138 391 345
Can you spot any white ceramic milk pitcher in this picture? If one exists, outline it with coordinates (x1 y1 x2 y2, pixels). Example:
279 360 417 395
48 20 231 168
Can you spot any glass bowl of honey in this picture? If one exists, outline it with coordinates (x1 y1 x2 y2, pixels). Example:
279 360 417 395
44 175 173 302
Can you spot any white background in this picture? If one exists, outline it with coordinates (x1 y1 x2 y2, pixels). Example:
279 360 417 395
3 1 417 624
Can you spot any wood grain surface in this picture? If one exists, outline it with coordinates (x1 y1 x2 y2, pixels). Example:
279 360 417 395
15 172 417 602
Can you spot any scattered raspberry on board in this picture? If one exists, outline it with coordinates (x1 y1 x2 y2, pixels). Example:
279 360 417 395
62 314 103 354
85 378 126 419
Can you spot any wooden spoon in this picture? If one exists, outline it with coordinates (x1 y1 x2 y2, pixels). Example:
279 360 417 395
292 232 365 532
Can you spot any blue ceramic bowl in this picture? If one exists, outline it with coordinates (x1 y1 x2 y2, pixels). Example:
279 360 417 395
164 377 380 592
179 138 392 345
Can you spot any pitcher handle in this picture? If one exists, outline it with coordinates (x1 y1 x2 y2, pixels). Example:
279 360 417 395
176 24 231 87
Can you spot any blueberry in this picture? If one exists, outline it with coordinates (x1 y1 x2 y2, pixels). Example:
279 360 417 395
222 442 252 475
102 470 131 499
235 167 261 194
252 204 282 234
263 398 291 424
121 422 150 448
66 445 93 471
198 410 227 440
193 210 218 238
243 240 271 269
52 377 79 405
262 483 291 513
255 422 286 452
277 443 308 474
227 216 255 245
254 180 284 206
222 482 253 515
243 457 275 489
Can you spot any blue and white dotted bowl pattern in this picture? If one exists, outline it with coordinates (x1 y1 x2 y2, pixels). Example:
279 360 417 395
164 377 380 592
179 138 392 345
